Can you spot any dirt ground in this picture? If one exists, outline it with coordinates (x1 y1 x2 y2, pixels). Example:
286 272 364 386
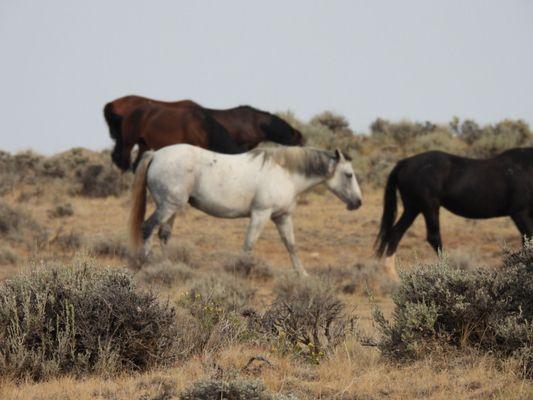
0 177 531 399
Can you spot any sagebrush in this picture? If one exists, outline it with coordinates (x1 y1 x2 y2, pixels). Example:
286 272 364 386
0 260 180 380
373 248 533 377
260 278 357 362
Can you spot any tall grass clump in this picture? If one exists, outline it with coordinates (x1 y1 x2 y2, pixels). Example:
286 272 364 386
177 275 255 355
373 248 533 377
0 201 46 244
0 260 180 381
75 162 130 198
260 278 357 363
222 252 273 280
180 378 298 400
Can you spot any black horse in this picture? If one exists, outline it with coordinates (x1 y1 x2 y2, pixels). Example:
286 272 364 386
376 147 533 258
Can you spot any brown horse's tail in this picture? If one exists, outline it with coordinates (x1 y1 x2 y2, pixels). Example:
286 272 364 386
129 150 154 253
375 162 403 258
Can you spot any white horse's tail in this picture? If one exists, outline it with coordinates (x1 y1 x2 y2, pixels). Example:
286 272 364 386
129 150 155 253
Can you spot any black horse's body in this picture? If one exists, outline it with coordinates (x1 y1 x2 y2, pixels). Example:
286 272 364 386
376 147 533 257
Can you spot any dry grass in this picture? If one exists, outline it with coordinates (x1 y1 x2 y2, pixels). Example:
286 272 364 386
0 147 531 399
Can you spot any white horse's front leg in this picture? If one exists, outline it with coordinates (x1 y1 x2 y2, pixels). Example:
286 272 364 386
243 209 272 251
273 214 309 277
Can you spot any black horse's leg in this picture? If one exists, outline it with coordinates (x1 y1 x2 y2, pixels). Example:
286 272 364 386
385 208 419 256
422 206 442 254
511 211 533 245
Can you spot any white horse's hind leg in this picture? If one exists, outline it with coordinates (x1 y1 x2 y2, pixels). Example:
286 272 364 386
243 209 271 251
273 214 309 277
141 206 177 258
158 213 177 255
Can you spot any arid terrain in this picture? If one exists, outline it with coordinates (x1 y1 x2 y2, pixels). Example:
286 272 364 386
0 144 531 399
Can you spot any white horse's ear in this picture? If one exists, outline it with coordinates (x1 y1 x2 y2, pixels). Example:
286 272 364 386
335 148 345 161
328 152 339 174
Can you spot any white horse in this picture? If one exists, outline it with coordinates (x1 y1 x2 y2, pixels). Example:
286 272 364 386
130 144 362 276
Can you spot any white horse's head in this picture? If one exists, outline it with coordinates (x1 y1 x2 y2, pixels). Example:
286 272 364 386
325 149 363 210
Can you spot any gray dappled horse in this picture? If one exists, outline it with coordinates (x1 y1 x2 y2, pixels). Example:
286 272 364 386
129 144 362 276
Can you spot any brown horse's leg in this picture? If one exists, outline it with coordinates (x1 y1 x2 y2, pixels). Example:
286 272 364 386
511 211 533 245
422 206 442 254
119 141 134 172
120 106 147 171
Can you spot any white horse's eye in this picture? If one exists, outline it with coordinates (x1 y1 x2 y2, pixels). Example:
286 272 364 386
345 172 353 179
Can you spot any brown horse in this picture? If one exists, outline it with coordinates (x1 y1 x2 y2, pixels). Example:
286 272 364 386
115 104 244 170
104 95 304 171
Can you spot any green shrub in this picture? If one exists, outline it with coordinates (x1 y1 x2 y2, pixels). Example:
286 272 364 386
135 376 177 400
180 379 298 400
165 242 200 269
39 159 67 178
76 162 130 198
310 111 351 133
47 203 74 218
370 118 438 144
0 261 180 380
260 278 356 362
453 119 483 144
91 235 129 258
0 201 45 243
222 253 273 280
177 275 255 354
0 151 23 196
0 247 18 265
373 248 533 376
468 119 532 157
312 261 397 296
354 152 396 188
52 231 85 251
138 260 195 287
183 275 255 314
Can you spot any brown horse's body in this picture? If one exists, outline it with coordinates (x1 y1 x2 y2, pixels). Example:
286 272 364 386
104 95 304 171
117 104 244 170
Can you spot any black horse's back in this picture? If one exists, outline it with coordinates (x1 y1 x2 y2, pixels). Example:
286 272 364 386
498 147 533 165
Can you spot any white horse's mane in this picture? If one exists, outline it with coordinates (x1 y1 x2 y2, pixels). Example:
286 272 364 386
249 147 335 177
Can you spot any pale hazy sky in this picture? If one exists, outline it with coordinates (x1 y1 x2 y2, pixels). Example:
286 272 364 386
1 1 532 154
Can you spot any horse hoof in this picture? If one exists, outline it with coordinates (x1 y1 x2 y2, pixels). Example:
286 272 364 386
384 256 400 282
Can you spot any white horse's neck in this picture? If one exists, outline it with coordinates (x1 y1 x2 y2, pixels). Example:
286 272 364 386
289 172 327 195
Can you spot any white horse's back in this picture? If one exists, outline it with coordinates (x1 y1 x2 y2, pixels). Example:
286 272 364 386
147 144 291 218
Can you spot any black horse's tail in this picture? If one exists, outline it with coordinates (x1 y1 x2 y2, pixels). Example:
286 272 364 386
104 102 122 141
375 162 403 257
